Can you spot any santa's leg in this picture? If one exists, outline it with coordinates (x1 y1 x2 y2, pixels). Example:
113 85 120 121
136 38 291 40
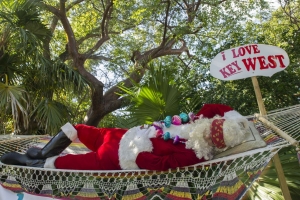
1 151 101 170
26 122 77 159
54 152 102 170
75 125 127 152
74 124 106 152
0 151 57 168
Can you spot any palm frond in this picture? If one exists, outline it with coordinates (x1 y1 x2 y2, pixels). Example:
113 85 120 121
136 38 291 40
0 82 29 131
114 112 141 129
118 65 182 126
51 61 89 93
0 0 51 62
244 146 300 199
0 53 22 83
31 99 70 134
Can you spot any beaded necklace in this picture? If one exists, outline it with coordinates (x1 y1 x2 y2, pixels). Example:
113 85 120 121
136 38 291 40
151 112 199 144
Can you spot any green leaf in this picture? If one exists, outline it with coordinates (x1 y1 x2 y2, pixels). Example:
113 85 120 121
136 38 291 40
0 82 29 130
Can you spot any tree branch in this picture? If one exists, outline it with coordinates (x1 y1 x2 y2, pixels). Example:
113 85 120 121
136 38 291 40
66 0 86 10
104 37 190 106
59 0 78 58
162 0 171 44
86 54 111 61
84 0 113 58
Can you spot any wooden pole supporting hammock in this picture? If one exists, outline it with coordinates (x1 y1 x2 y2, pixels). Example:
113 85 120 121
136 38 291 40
252 76 293 200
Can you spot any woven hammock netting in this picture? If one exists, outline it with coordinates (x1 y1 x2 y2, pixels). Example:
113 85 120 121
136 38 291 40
0 104 299 200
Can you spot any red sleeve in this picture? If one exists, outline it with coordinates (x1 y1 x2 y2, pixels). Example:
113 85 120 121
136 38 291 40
135 138 206 171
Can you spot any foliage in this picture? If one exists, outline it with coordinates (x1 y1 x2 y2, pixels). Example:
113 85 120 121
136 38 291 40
0 0 89 134
19 0 271 128
117 65 182 128
116 62 209 128
0 79 28 132
1 0 298 133
190 1 300 115
243 146 300 200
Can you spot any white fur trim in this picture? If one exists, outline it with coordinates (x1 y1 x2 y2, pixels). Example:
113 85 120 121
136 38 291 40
217 119 248 152
61 122 77 141
223 110 249 129
118 126 156 169
185 118 214 160
162 120 215 160
44 156 58 169
162 123 194 139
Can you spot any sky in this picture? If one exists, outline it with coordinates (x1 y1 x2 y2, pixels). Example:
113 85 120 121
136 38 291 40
267 0 281 10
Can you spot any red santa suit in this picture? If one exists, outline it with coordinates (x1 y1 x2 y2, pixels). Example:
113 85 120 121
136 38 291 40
45 104 248 171
53 126 206 170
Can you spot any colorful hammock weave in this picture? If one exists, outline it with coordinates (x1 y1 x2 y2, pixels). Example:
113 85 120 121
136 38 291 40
0 104 299 200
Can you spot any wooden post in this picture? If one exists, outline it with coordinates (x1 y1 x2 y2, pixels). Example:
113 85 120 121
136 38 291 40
251 77 267 115
251 76 292 200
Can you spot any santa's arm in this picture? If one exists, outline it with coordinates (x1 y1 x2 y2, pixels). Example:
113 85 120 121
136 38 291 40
135 149 205 171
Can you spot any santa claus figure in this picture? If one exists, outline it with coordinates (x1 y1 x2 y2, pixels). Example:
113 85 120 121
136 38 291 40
1 104 248 171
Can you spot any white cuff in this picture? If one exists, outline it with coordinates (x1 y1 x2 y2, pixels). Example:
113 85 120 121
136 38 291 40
61 122 77 141
44 156 59 169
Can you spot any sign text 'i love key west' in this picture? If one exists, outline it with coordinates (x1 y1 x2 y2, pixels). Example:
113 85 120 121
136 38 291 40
210 44 290 80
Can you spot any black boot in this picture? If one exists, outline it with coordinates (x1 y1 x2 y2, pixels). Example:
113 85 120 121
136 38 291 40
26 130 72 159
1 152 30 166
0 152 45 168
27 122 77 159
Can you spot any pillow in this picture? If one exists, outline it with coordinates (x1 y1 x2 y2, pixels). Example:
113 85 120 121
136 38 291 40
214 121 266 159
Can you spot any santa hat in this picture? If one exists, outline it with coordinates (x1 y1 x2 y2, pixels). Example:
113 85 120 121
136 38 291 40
196 103 233 118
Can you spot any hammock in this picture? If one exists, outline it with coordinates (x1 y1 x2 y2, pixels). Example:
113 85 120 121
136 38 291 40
0 104 299 200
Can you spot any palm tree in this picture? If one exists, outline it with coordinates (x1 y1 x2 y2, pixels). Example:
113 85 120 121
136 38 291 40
0 0 87 134
116 64 203 128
